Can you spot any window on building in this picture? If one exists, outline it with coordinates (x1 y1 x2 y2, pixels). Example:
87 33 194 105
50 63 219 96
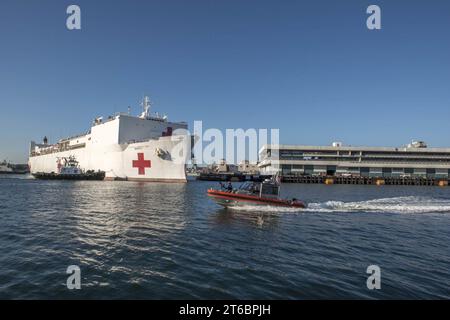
360 167 370 177
326 166 337 176
426 168 436 178
304 165 314 175
382 168 392 177
280 151 304 160
281 164 291 175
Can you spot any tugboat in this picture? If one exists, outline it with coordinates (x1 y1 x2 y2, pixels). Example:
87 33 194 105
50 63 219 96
207 178 307 209
0 161 14 174
32 156 105 180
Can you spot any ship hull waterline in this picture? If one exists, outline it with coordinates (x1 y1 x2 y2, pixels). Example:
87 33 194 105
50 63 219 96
32 171 106 181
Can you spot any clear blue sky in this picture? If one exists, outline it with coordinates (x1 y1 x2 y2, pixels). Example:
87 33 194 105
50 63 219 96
1 0 450 162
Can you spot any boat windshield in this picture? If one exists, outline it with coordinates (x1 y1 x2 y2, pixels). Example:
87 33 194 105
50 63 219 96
238 182 260 194
260 183 279 196
239 182 252 190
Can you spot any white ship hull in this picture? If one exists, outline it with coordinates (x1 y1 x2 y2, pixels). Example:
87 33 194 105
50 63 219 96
29 136 188 182
29 98 190 182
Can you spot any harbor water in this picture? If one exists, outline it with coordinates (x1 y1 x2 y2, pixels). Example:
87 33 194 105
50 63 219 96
0 175 449 299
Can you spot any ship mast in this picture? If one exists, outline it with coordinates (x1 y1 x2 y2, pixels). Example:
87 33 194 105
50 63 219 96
140 96 152 120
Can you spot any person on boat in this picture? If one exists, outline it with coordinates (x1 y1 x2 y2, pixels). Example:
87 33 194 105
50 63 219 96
252 183 260 194
226 182 233 192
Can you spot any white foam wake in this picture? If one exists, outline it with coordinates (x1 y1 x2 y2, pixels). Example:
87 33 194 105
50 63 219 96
229 205 305 213
305 196 450 214
229 196 450 214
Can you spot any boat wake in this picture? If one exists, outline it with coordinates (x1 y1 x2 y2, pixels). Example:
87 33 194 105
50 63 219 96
229 205 305 213
305 196 450 214
229 196 450 214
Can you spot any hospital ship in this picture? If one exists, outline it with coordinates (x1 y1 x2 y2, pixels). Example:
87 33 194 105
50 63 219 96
29 96 190 182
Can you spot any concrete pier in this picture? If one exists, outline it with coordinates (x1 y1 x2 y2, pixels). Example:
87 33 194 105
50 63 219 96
197 172 271 182
281 175 449 187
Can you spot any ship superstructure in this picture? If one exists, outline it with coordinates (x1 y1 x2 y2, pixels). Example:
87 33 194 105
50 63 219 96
29 96 190 182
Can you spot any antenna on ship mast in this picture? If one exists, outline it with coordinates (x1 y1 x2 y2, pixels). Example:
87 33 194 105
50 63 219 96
140 96 152 120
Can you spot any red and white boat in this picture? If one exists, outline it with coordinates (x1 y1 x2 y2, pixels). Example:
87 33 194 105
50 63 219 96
207 180 307 209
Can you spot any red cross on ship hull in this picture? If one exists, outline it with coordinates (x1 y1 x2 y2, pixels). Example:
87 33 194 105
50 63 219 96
132 153 151 175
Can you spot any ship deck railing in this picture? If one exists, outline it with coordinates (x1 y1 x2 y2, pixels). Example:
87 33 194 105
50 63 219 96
30 143 86 157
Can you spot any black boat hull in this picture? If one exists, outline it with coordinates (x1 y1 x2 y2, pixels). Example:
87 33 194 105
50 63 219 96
32 171 105 181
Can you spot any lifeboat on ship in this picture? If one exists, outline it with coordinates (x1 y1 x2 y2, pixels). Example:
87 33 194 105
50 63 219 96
207 179 307 209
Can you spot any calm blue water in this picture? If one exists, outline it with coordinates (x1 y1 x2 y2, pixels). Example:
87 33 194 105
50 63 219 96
0 174 449 299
